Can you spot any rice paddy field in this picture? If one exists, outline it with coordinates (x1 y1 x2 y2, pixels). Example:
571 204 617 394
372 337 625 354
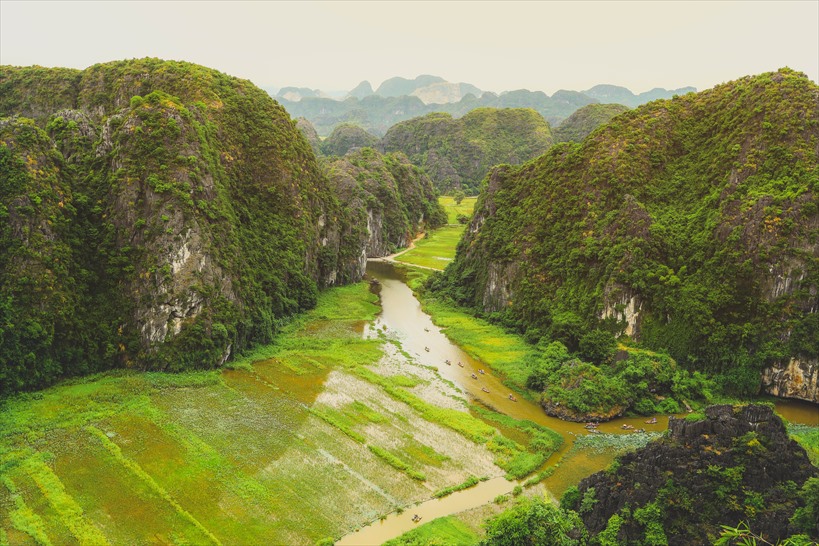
0 277 559 545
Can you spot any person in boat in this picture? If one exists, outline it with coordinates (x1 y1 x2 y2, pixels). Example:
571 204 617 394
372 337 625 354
645 417 657 424
482 387 490 393
508 394 517 401
424 346 429 352
457 361 463 367
471 373 478 379
621 424 634 430
478 369 485 374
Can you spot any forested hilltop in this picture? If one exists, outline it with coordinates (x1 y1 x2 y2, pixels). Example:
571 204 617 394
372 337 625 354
0 59 442 395
380 108 554 194
434 69 819 404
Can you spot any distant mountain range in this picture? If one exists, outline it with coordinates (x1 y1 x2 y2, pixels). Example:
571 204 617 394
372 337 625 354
272 75 695 136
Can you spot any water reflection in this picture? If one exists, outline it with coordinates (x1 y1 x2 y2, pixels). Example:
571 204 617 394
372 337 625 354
341 260 819 544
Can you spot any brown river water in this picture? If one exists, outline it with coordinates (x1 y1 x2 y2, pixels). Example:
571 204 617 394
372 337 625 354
338 260 818 545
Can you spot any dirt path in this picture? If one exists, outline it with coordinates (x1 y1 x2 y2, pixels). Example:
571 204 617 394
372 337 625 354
368 232 441 272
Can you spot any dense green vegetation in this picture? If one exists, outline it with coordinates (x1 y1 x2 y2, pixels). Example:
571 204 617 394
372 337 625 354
381 108 554 194
480 496 586 546
320 123 379 156
435 69 819 401
382 516 479 546
554 103 630 143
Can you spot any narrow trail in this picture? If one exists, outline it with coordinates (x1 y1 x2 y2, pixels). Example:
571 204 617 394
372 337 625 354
368 232 442 272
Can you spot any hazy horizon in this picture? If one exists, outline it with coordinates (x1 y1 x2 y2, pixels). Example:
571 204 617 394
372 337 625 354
1 1 817 96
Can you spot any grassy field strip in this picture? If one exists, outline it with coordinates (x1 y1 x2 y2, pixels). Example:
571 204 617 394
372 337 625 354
2 475 52 546
20 456 109 545
439 196 478 224
85 426 221 545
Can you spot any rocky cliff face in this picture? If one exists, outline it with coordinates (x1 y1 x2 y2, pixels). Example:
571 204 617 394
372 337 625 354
438 69 819 399
324 148 446 260
568 405 818 544
762 358 819 403
0 59 372 394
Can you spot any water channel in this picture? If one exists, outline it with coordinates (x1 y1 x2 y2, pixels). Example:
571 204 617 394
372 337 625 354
338 260 819 545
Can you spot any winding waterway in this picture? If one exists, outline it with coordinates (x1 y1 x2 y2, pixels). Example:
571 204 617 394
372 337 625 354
339 260 819 545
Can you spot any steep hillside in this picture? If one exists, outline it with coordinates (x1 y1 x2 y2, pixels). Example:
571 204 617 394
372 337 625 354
436 69 819 400
564 405 818 544
320 123 379 157
0 59 368 395
554 103 630 143
380 108 554 194
325 148 447 257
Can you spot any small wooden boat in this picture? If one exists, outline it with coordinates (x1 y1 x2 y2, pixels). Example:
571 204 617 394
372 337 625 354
645 417 657 424
457 361 463 367
471 373 478 379
508 394 517 402
445 359 451 365
424 347 430 352
621 424 634 430
478 369 485 375
481 387 490 393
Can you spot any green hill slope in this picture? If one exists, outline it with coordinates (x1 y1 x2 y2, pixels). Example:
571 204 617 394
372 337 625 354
320 123 379 156
380 107 554 194
436 69 819 399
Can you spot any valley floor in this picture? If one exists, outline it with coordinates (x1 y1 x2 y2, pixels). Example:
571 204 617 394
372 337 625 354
2 195 816 546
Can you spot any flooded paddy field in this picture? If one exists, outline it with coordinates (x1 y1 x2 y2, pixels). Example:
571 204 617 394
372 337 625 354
2 264 816 545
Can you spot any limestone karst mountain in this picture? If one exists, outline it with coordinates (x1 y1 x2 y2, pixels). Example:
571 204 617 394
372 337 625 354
435 69 819 402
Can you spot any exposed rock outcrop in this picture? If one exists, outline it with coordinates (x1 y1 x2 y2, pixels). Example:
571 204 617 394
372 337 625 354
569 405 818 544
762 357 819 403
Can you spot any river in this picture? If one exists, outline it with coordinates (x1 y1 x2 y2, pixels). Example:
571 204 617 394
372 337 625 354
338 260 819 545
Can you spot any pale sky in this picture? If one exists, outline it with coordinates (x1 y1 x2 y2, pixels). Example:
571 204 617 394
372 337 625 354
1 1 817 95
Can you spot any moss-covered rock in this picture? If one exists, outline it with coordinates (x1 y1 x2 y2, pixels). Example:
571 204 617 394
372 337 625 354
566 405 818 544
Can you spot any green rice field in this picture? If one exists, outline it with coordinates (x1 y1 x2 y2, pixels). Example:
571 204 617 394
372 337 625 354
395 196 477 271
